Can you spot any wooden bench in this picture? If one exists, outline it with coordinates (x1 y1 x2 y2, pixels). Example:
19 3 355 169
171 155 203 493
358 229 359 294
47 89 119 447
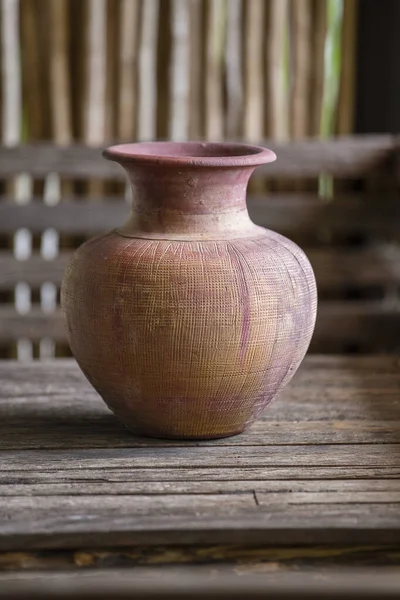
1 135 399 357
0 355 400 598
0 136 400 356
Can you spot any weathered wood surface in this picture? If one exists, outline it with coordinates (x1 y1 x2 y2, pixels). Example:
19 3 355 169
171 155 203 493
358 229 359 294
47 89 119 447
1 568 400 600
1 245 400 291
0 136 394 178
2 194 400 241
1 303 399 352
0 356 400 550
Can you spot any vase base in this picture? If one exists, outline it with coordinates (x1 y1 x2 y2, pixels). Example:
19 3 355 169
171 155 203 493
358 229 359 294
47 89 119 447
123 423 246 441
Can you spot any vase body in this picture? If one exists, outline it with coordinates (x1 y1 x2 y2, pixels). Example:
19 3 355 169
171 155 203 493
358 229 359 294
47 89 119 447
61 142 317 439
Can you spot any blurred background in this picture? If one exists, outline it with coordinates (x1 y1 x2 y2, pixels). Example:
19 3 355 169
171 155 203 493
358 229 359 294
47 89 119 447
1 0 400 360
1 0 353 144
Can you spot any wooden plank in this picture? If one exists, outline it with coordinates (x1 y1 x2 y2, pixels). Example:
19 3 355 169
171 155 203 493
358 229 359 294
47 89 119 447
1 465 399 483
1 496 400 549
0 198 130 233
313 303 400 352
2 193 400 239
1 420 400 451
2 569 400 600
0 303 399 350
248 193 400 240
1 444 399 470
1 245 400 290
257 491 400 504
263 135 394 178
0 137 394 178
1 355 400 554
2 479 400 497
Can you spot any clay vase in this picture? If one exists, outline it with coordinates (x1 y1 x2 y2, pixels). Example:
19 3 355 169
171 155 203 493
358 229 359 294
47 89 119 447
61 142 317 439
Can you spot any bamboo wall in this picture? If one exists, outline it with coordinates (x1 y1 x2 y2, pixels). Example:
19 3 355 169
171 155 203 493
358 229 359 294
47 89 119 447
1 0 359 360
1 0 357 147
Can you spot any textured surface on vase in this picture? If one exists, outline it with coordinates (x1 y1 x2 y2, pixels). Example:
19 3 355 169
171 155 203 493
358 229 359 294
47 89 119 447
61 142 317 439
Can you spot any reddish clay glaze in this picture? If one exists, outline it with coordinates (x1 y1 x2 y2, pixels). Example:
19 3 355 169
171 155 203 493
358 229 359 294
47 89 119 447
61 142 317 439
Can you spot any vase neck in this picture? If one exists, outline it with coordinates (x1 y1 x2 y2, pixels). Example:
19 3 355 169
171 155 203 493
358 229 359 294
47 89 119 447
103 141 276 240
117 164 261 240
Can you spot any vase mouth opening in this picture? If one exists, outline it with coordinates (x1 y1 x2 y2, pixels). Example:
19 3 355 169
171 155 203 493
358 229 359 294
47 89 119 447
103 141 276 168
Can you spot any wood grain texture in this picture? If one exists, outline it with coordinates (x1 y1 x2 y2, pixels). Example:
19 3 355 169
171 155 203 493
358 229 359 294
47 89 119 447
1 569 400 600
0 356 400 550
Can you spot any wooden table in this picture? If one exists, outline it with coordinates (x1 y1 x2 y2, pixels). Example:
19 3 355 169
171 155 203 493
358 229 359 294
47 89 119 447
1 355 400 599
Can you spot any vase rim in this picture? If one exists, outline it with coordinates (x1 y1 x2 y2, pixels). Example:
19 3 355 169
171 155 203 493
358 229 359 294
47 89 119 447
103 141 276 168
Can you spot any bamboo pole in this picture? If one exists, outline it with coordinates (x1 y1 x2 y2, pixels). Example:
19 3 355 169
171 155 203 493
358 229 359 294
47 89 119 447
83 0 107 198
188 0 202 139
169 0 190 140
310 0 327 136
290 0 312 138
20 0 43 140
44 0 73 358
2 0 33 359
84 0 107 146
225 0 242 139
243 0 265 141
336 0 357 134
48 0 72 144
266 0 289 140
118 0 140 140
137 0 159 141
204 0 225 140
69 0 86 141
2 0 21 145
105 0 119 142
